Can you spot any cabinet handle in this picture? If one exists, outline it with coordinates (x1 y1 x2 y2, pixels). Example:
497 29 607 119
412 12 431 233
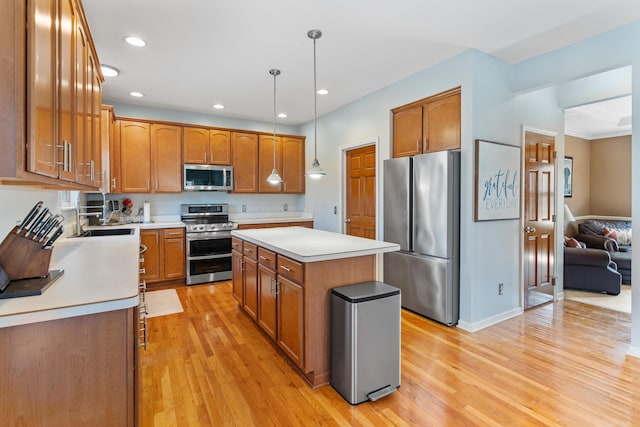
244 248 252 253
147 180 150 191
415 138 420 153
156 179 159 191
238 258 244 272
139 268 146 274
204 152 207 163
112 177 117 189
90 160 95 181
424 137 428 151
280 265 292 272
68 142 73 172
259 255 268 261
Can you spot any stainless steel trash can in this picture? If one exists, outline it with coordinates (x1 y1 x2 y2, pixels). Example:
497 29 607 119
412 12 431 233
331 281 401 405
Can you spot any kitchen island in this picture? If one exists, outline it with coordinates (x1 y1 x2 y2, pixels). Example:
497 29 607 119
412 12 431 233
0 229 141 426
231 227 399 387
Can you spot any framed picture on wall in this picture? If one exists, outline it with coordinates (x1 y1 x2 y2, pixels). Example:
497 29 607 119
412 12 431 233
474 139 521 221
564 156 573 198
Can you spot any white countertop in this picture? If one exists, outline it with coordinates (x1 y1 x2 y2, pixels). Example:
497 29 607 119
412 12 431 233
231 227 399 262
0 228 141 328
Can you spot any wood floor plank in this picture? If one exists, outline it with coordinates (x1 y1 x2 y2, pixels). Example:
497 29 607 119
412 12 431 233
141 282 640 426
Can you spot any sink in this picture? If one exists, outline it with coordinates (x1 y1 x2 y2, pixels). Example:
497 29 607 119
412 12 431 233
77 228 135 237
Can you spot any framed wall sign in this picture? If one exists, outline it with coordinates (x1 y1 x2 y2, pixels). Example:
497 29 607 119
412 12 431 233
564 156 573 197
474 139 521 221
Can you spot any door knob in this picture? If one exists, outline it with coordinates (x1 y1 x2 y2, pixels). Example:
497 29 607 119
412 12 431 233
525 226 536 233
344 218 351 223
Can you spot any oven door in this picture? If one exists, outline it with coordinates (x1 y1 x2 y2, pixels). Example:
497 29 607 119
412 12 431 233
187 254 232 285
187 232 232 257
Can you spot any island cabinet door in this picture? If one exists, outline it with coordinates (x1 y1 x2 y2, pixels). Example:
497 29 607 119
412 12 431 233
243 257 258 321
232 250 243 303
257 264 277 340
277 275 304 369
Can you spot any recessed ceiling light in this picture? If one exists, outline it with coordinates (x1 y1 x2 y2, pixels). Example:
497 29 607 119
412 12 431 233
129 91 144 98
317 89 329 95
124 36 146 47
212 104 224 109
277 113 287 118
101 64 120 77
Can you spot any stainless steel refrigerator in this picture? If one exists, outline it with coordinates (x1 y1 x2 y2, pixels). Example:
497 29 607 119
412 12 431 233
383 151 460 325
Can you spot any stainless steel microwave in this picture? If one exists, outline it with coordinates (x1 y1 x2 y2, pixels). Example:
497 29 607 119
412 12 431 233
183 164 233 191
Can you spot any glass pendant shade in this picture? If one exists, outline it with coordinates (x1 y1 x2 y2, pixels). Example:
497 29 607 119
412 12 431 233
267 69 283 185
307 159 326 179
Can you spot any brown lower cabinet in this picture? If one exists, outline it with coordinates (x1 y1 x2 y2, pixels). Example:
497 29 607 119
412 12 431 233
140 228 186 288
233 236 377 386
0 307 139 426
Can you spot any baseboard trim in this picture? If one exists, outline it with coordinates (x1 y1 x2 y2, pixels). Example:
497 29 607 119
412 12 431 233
457 307 523 333
628 345 640 359
575 215 631 221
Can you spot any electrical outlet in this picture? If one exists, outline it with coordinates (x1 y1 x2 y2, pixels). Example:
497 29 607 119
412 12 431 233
498 282 504 295
284 203 288 212
242 204 247 212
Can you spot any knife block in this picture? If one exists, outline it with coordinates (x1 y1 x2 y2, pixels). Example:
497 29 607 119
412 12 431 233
0 227 53 280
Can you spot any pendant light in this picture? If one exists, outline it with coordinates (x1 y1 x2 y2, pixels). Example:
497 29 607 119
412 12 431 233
306 29 326 179
267 69 283 184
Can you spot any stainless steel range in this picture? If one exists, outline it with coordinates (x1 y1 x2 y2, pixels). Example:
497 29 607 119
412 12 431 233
181 204 238 285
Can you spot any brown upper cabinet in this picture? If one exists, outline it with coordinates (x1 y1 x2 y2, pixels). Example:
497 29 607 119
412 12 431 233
258 135 305 194
119 120 182 193
392 87 460 158
183 127 231 165
231 132 259 193
20 0 103 187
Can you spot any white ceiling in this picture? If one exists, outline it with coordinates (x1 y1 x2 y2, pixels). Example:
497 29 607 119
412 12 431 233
565 96 632 140
82 0 640 127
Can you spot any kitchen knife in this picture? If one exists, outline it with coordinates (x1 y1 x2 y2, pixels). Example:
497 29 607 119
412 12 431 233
30 211 52 239
25 207 49 237
16 201 43 234
38 215 62 242
43 225 64 249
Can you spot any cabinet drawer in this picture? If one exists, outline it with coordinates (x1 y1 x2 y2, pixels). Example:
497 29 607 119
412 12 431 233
243 242 258 260
231 237 243 252
257 247 276 270
163 228 185 238
277 255 303 283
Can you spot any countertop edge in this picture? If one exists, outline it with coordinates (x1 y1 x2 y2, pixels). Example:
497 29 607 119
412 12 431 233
0 295 139 328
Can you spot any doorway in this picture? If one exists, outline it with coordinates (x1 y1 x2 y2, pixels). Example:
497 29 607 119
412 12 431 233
523 130 557 309
344 144 376 238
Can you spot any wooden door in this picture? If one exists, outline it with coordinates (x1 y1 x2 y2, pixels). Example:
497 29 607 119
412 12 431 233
277 275 304 369
258 135 282 193
257 264 277 340
392 105 422 158
231 250 243 303
151 124 182 192
75 22 88 184
120 121 151 193
109 118 121 193
208 129 231 165
27 0 58 178
183 127 208 164
231 132 259 193
345 145 376 238
243 257 258 321
282 136 305 193
423 92 461 153
523 131 556 309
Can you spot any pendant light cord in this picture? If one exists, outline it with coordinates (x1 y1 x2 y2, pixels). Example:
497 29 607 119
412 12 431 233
273 70 277 166
313 37 318 161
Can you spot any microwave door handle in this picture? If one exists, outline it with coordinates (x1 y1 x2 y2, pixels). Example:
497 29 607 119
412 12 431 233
224 168 228 188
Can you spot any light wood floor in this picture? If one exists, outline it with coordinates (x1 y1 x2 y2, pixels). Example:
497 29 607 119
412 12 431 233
141 282 640 426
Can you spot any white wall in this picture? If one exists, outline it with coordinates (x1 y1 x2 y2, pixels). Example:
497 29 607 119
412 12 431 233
0 187 62 235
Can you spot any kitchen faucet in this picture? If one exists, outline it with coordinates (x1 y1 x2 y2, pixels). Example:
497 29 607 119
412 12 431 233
75 189 110 236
